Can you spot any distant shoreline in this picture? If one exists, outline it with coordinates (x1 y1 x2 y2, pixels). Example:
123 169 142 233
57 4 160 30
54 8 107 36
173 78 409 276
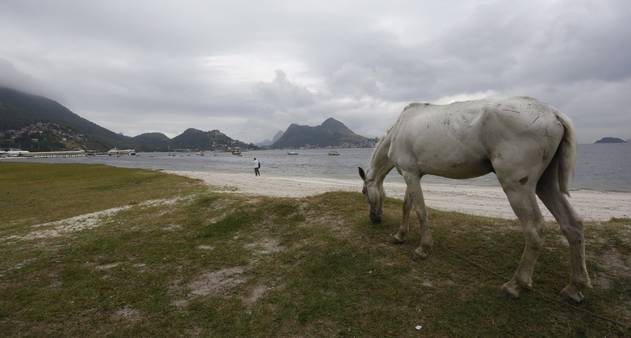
170 171 631 222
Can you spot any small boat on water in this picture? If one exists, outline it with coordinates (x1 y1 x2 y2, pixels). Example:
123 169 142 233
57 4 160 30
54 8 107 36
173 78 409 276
287 151 299 155
229 146 242 156
328 150 340 156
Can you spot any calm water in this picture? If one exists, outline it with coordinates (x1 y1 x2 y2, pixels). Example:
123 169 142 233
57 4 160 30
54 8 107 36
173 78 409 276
11 144 631 192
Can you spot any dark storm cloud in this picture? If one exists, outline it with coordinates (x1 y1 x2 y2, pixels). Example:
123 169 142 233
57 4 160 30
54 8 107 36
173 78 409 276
1 0 629 142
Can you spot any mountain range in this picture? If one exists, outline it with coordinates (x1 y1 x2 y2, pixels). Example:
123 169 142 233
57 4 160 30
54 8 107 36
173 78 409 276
271 117 376 148
0 87 256 152
1 86 375 151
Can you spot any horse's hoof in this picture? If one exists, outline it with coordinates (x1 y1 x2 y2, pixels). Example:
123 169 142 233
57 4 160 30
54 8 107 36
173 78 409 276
413 247 429 260
500 281 521 299
576 276 593 290
561 284 585 303
391 234 405 244
516 277 533 290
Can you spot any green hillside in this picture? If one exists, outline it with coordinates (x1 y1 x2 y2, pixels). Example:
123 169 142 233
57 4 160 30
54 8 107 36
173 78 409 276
171 128 256 151
0 87 132 151
132 132 171 152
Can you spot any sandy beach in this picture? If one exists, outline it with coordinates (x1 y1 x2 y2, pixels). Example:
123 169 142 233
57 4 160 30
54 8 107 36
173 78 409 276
169 171 630 221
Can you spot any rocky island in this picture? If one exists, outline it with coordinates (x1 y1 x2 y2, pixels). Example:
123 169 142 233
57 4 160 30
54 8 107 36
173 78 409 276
594 137 627 144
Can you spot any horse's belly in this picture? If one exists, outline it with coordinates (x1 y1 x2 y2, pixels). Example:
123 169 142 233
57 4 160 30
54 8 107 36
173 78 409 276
412 130 492 178
421 159 493 179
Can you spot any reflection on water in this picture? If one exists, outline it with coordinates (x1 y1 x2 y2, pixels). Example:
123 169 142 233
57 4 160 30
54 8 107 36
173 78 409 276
15 144 631 192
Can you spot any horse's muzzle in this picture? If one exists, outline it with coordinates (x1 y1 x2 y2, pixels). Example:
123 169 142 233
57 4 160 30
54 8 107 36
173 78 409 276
370 213 382 224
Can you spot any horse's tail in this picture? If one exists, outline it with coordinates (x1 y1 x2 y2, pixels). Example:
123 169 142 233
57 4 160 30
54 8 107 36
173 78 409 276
554 111 577 196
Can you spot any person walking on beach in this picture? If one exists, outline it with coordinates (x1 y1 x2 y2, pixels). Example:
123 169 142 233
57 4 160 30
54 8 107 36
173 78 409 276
253 157 261 176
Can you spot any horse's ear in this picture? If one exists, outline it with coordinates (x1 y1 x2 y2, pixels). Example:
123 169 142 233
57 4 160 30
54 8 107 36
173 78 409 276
358 167 366 181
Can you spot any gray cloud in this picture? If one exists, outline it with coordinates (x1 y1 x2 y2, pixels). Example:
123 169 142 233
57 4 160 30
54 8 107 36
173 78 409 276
1 0 629 142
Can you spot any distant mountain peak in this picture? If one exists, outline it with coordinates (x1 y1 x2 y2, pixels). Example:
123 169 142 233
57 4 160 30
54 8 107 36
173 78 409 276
320 117 352 133
321 117 342 126
133 132 169 139
182 127 204 134
272 117 375 149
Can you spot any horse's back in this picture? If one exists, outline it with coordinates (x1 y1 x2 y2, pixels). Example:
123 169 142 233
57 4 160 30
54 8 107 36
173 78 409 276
388 99 491 176
479 97 564 152
387 97 565 178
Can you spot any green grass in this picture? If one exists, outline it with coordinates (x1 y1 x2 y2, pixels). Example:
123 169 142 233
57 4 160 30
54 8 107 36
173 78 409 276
0 162 203 232
1 162 630 336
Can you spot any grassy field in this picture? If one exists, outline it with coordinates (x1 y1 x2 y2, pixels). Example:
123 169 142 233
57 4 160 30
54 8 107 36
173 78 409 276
1 162 630 336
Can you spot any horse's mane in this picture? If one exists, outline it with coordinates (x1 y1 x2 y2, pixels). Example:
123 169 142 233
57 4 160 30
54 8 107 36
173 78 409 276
370 129 389 161
403 102 431 111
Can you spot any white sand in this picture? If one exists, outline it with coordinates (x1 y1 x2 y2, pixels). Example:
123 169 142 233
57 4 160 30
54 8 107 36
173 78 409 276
169 171 630 221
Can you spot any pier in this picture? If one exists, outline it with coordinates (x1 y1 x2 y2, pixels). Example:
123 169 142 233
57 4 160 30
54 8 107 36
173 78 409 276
22 150 86 158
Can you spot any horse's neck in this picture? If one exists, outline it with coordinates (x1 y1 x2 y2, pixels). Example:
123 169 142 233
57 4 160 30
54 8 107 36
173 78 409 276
368 135 394 183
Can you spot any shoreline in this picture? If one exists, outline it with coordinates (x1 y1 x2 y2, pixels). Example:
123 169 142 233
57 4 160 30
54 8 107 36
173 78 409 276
169 170 631 222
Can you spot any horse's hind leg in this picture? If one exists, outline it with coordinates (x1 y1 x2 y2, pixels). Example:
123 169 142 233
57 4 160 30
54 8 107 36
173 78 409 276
499 182 546 298
412 183 433 259
536 163 591 302
492 139 550 298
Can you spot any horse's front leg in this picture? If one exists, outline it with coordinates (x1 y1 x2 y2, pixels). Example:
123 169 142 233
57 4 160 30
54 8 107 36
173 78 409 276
392 182 414 244
394 172 433 259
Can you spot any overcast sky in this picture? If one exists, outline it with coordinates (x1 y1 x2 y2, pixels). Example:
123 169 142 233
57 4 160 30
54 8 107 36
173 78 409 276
1 0 630 143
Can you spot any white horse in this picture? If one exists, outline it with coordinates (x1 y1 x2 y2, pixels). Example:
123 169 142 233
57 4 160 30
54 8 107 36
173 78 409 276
358 96 591 302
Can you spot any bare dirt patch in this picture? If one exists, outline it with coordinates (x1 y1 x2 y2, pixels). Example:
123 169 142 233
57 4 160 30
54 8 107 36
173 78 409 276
95 263 121 271
302 213 351 239
133 263 147 272
12 197 184 240
593 272 612 290
245 238 285 256
243 284 269 306
598 248 631 279
189 266 247 297
48 272 62 288
162 224 183 231
11 258 36 271
411 274 456 288
111 305 143 322
172 266 249 308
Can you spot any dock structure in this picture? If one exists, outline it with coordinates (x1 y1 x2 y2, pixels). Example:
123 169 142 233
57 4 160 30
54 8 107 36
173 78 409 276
107 148 136 156
26 150 86 158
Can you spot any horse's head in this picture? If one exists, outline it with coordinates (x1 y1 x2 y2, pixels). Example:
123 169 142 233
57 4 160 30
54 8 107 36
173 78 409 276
359 167 384 224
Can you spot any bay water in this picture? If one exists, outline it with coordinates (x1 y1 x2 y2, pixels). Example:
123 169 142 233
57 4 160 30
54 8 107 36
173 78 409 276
14 143 631 192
